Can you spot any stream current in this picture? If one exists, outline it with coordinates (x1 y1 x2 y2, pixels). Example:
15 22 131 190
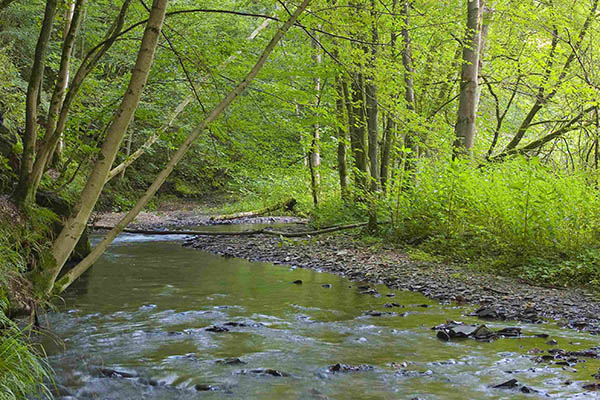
40 231 600 399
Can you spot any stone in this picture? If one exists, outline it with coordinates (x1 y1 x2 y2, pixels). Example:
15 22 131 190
206 325 229 333
492 379 519 389
328 363 373 373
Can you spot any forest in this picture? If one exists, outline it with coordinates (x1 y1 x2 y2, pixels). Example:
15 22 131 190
2 0 600 398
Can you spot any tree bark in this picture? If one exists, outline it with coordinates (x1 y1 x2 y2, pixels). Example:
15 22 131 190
453 0 482 157
50 0 80 168
38 0 169 296
14 0 58 206
54 0 312 294
400 0 417 175
308 33 321 206
335 76 349 199
349 73 369 191
28 0 133 202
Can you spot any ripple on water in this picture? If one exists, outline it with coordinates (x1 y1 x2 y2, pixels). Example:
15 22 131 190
38 234 600 400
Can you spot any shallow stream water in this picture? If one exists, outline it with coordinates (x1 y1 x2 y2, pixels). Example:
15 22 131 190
40 231 600 399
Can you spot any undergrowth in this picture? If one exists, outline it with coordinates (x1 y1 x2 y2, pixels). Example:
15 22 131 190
0 202 53 399
224 157 600 290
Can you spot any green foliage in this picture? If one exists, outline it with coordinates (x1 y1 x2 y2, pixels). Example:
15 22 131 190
385 157 600 288
0 213 51 400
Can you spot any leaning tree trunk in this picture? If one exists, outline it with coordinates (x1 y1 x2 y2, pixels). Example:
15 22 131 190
27 0 133 204
54 0 312 294
14 0 58 206
453 0 482 157
37 0 169 296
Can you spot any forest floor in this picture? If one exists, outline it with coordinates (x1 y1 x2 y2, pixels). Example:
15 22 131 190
94 200 600 336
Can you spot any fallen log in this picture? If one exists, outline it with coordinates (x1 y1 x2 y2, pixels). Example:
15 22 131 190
210 198 296 221
90 222 368 237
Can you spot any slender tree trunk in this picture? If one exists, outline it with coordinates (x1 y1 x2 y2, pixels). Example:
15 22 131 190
335 76 349 200
28 0 132 202
453 0 482 157
349 73 369 191
14 0 58 206
366 0 379 231
308 33 321 206
50 0 80 168
54 0 312 294
380 1 399 192
381 115 395 191
401 0 417 175
37 0 169 296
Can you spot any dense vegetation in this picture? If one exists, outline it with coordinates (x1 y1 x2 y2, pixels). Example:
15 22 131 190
1 0 600 396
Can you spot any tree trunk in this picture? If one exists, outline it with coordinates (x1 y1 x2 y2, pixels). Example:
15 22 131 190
50 0 80 169
54 0 312 294
366 0 379 231
380 115 395 191
349 73 369 191
401 0 417 175
335 76 349 199
453 0 482 157
27 0 132 202
308 33 321 206
37 0 169 296
14 0 58 206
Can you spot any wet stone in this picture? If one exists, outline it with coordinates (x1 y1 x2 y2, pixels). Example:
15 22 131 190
328 363 373 373
206 325 229 333
492 378 519 389
99 368 137 378
239 368 290 377
216 358 246 365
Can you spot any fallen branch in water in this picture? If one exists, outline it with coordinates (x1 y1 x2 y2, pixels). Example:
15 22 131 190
89 222 368 237
210 198 296 221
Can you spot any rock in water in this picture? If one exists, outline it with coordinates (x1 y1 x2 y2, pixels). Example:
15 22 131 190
493 379 519 389
206 325 229 333
328 363 373 373
292 280 303 285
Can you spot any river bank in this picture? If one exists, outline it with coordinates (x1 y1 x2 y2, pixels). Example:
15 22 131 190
94 206 600 336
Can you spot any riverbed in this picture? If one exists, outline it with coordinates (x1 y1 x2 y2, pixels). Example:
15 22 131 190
40 232 600 399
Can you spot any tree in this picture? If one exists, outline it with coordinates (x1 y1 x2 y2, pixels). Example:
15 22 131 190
453 0 483 157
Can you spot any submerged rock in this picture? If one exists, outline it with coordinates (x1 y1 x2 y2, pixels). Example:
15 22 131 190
433 321 520 342
216 358 246 365
206 325 229 333
99 368 137 378
195 384 217 391
328 363 373 373
238 368 290 377
492 379 519 389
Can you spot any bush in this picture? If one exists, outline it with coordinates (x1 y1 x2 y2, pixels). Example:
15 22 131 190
383 157 600 288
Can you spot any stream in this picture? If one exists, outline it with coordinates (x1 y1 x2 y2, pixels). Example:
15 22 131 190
40 231 600 399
